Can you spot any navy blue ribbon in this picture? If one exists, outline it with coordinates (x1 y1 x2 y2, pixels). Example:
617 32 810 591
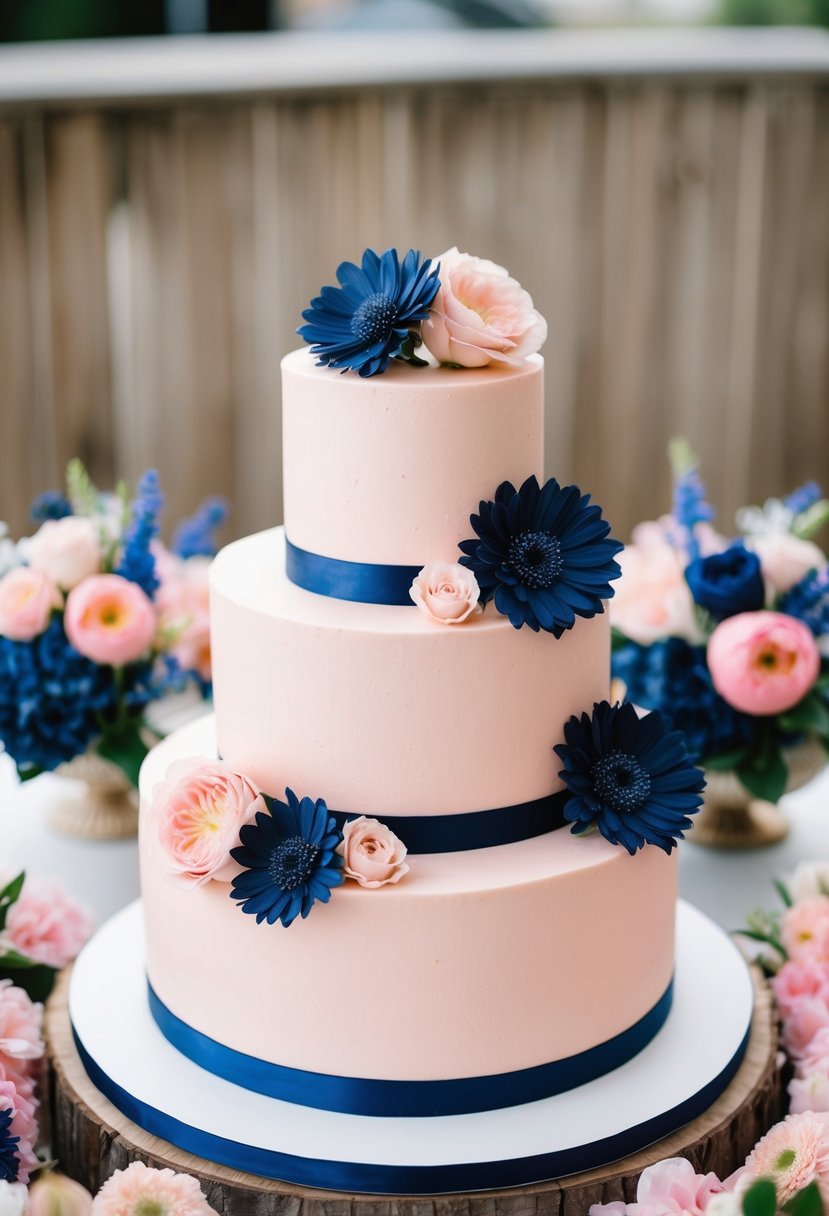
286 537 421 606
72 1014 750 1194
147 980 673 1118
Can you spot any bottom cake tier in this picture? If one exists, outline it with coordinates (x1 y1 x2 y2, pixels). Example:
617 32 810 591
69 899 753 1194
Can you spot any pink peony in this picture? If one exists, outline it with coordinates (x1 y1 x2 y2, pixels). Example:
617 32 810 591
410 563 482 625
708 611 821 716
0 1076 39 1185
4 876 94 970
744 1111 829 1203
782 898 829 964
0 567 61 641
750 533 825 597
29 1172 94 1216
589 1157 725 1216
338 817 410 888
26 517 101 591
64 574 156 667
91 1161 214 1215
153 758 264 888
774 959 829 1016
420 247 547 368
611 529 701 645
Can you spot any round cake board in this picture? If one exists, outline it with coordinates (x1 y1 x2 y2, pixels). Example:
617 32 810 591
48 898 783 1210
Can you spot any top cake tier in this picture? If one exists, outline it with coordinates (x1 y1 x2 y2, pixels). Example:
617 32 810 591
281 348 544 567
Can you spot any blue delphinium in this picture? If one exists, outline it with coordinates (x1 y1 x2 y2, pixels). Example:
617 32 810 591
30 490 72 523
298 248 440 377
116 469 164 599
554 700 705 855
670 440 715 561
781 567 829 640
785 482 823 517
172 496 229 560
0 1105 20 1183
458 475 623 635
684 543 765 621
612 637 755 762
230 789 344 928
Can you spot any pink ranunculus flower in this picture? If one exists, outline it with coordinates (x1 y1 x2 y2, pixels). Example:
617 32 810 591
29 1172 94 1216
153 758 264 889
420 247 547 368
750 532 825 598
0 567 62 641
64 574 156 667
610 529 701 645
774 959 829 1017
707 610 821 716
410 562 482 626
782 898 829 965
4 876 94 970
91 1161 214 1215
26 516 101 591
338 817 410 889
0 1076 39 1185
744 1111 829 1203
589 1157 725 1216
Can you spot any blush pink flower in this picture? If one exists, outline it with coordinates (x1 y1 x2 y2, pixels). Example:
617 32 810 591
338 817 410 888
26 517 101 591
589 1157 725 1216
782 898 829 965
708 611 821 716
410 563 482 625
0 567 61 641
421 247 547 368
29 1172 94 1216
153 758 264 888
611 529 701 645
774 959 829 1017
750 533 825 597
0 1075 39 1185
794 1026 829 1077
744 1111 829 1203
0 981 43 1090
91 1162 214 1215
65 574 156 667
790 1072 829 1115
4 877 94 970
155 556 212 683
782 996 829 1060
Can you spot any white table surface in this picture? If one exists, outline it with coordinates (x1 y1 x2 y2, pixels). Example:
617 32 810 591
2 749 828 933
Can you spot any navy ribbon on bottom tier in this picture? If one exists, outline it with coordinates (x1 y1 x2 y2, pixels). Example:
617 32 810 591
147 979 674 1118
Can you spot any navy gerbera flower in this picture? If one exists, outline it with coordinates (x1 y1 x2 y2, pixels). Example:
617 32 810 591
458 476 623 635
298 248 440 377
230 789 344 928
554 701 706 855
0 1105 20 1183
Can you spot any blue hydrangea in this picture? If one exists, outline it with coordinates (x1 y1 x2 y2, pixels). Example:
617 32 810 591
298 248 440 377
554 700 705 855
781 567 829 640
116 469 164 599
0 1105 20 1182
171 496 229 559
30 491 72 523
612 637 755 762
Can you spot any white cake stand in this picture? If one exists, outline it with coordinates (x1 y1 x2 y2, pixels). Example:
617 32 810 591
62 898 755 1197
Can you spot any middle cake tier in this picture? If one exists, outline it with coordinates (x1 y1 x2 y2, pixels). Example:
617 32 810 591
211 528 611 819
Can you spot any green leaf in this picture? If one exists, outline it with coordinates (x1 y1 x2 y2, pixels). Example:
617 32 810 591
0 948 41 969
774 879 794 908
0 959 57 1003
668 435 698 478
743 1179 778 1216
66 457 100 517
779 691 829 738
704 747 752 772
16 763 43 783
96 725 148 788
738 740 788 804
784 1180 825 1216
792 500 829 540
734 928 788 960
0 872 24 933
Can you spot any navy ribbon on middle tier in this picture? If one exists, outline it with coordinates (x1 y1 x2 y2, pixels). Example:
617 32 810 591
286 537 421 606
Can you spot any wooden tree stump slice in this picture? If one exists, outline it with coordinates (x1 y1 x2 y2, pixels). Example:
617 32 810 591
45 967 784 1216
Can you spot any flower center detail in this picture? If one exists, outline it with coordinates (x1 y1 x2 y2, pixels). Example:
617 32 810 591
269 835 320 891
135 1201 166 1216
508 531 563 589
591 750 652 813
351 292 398 343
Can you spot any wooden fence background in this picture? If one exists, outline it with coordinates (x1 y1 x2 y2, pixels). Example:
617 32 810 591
1 29 828 542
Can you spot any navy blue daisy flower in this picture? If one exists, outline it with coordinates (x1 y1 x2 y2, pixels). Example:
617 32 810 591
230 789 344 928
554 700 705 855
298 248 440 377
458 476 623 635
0 1106 20 1183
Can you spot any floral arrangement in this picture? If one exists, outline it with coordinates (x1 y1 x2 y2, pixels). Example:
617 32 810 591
0 464 228 786
611 441 829 804
151 759 409 929
0 872 93 1002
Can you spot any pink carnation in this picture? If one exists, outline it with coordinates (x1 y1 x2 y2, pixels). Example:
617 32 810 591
91 1161 214 1215
0 981 43 1096
590 1157 725 1216
64 574 157 667
744 1111 829 1203
782 997 829 1060
0 1075 39 1185
4 877 94 970
781 898 829 965
774 959 829 1016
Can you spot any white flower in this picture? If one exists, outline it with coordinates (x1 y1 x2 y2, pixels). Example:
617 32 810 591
0 526 22 580
0 1181 28 1216
736 497 795 538
787 863 829 903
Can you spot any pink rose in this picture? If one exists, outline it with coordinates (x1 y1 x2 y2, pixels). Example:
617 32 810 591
708 611 821 715
410 563 482 625
65 574 156 666
590 1157 725 1216
338 817 409 888
421 247 547 368
0 1075 39 1184
27 516 101 590
29 1173 94 1216
0 567 61 641
750 533 825 597
782 898 829 964
611 531 701 645
153 758 264 888
775 959 829 1017
4 877 94 970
